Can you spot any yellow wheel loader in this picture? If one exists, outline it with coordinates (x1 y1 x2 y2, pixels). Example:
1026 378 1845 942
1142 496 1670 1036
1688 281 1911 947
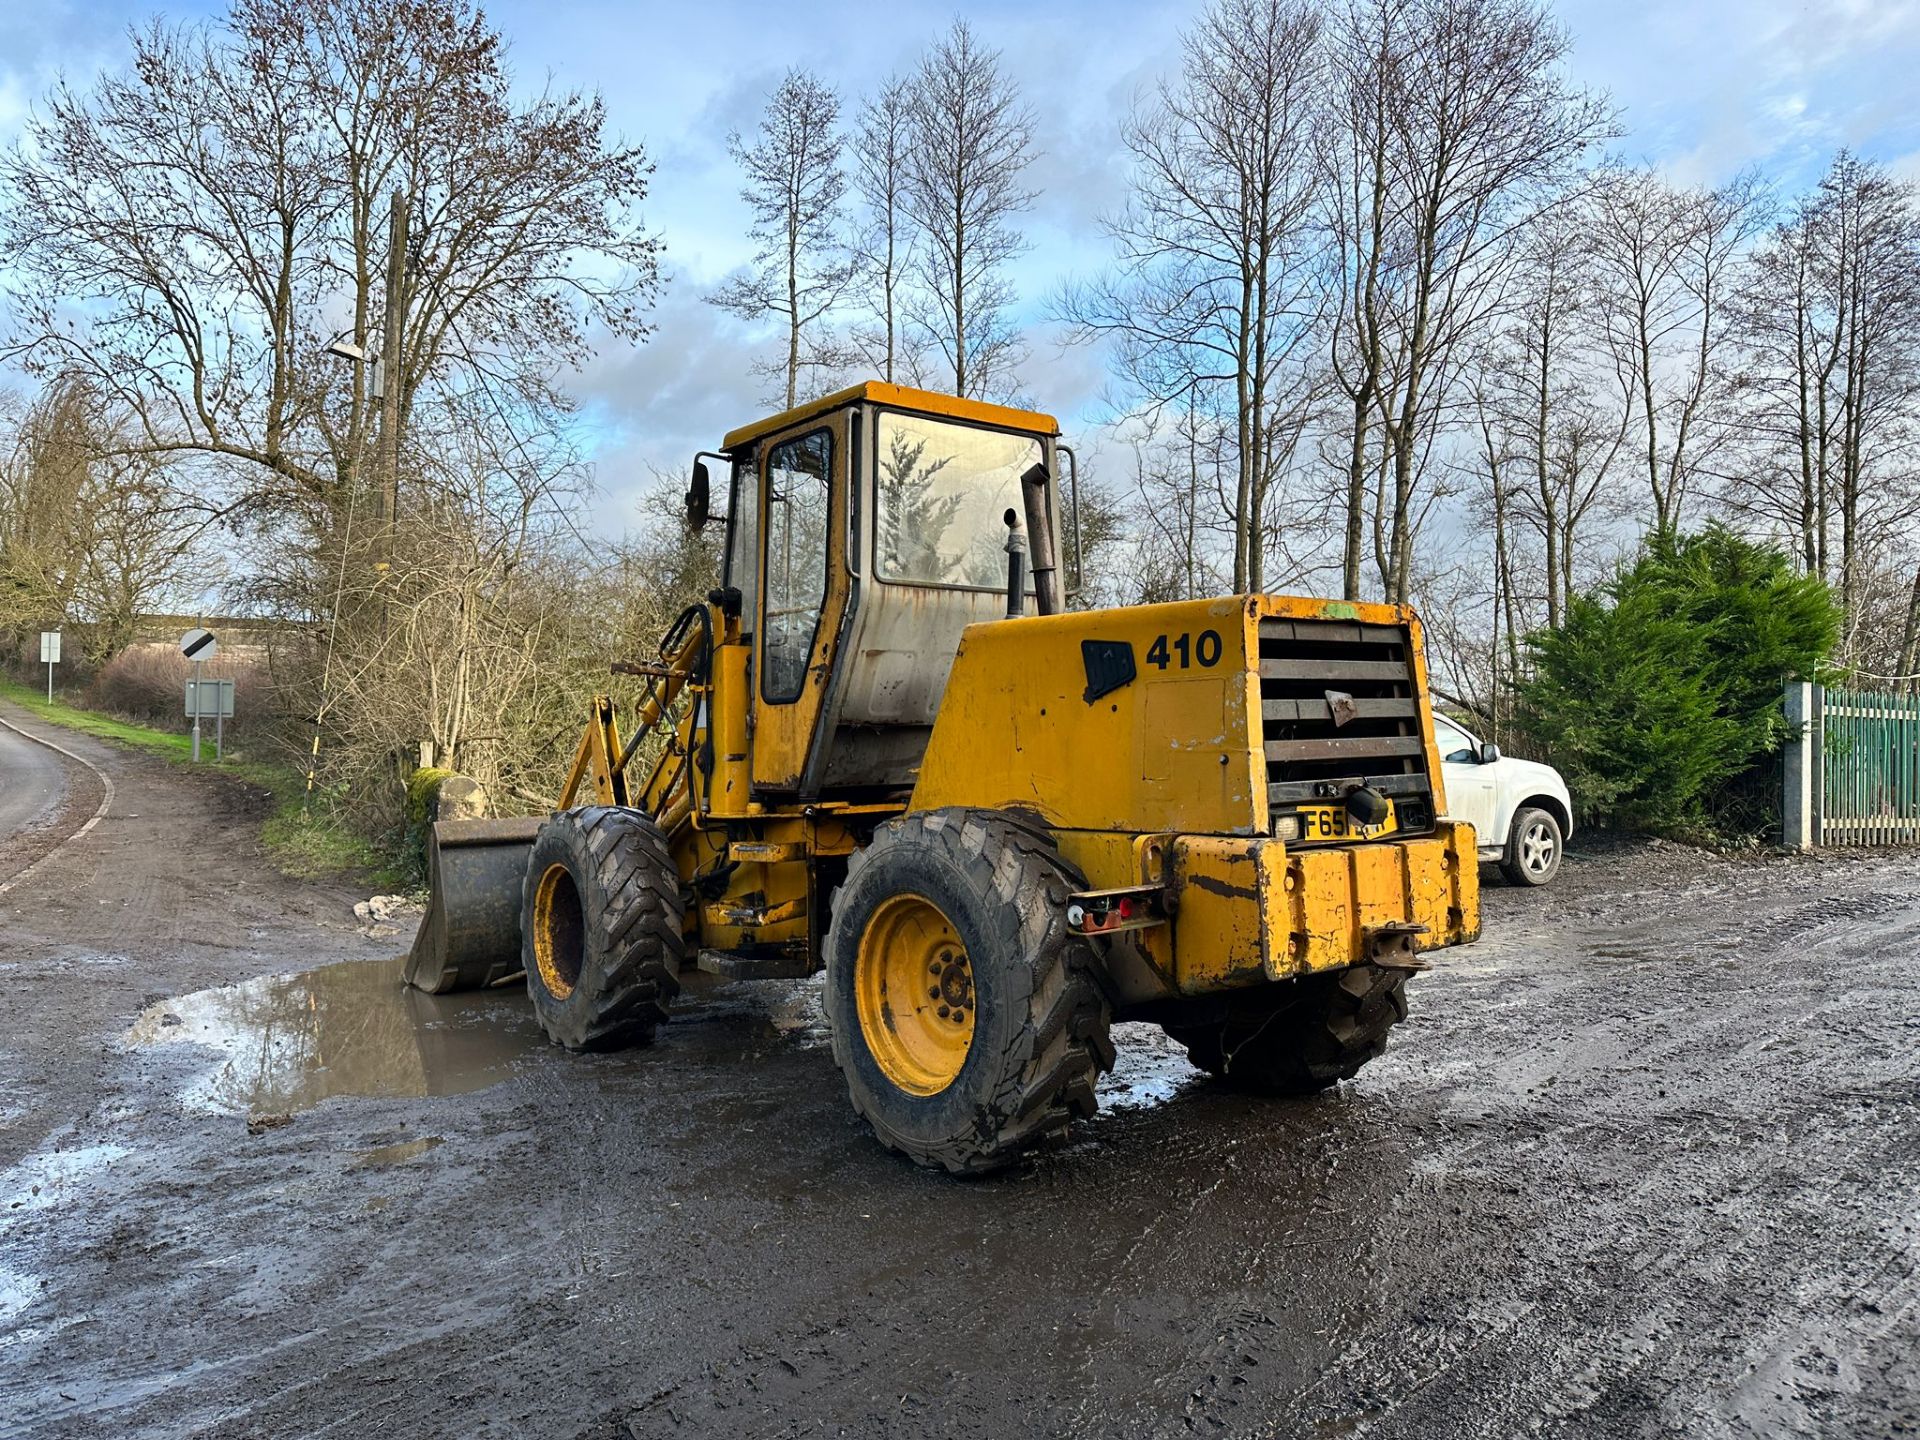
407 382 1480 1174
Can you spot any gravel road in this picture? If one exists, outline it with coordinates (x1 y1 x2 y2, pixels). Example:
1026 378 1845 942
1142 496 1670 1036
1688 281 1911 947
1 697 1915 1439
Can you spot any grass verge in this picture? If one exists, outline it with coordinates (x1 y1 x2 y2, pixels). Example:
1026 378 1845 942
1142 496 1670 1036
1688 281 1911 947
0 679 401 887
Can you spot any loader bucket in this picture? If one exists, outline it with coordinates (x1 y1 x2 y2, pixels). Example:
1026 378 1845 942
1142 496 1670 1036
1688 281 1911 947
403 817 546 993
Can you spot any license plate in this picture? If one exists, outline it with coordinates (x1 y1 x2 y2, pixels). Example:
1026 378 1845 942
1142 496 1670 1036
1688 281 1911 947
1294 800 1397 842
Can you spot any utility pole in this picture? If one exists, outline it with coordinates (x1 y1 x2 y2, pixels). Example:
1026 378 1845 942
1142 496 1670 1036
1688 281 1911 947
375 189 410 574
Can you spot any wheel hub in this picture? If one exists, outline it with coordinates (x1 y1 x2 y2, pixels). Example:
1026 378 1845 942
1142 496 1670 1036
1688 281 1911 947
855 894 976 1096
531 862 584 1000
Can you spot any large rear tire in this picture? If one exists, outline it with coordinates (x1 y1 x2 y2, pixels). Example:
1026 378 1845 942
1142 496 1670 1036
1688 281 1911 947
1165 964 1408 1095
825 809 1114 1175
522 807 685 1051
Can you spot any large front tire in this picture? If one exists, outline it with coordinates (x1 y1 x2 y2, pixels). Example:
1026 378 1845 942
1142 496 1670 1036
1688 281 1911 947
1166 964 1409 1095
825 809 1114 1175
522 807 685 1051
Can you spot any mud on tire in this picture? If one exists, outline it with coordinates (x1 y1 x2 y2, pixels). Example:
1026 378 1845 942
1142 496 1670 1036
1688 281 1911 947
825 808 1115 1175
1166 964 1408 1095
523 806 685 1051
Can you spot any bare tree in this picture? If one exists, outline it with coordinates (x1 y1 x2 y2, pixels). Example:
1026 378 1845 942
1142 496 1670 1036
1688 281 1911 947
0 378 198 660
1058 0 1324 591
1474 215 1635 627
1 0 659 530
1726 152 1920 652
1586 164 1763 532
903 20 1037 400
0 0 659 812
1323 0 1613 602
849 76 919 384
710 69 852 410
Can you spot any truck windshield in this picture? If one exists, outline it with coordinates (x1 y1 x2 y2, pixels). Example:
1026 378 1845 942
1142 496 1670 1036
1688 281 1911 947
875 412 1042 588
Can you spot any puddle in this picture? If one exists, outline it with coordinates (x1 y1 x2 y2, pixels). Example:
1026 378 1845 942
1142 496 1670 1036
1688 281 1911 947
1099 1024 1206 1111
2 1144 130 1220
352 1136 444 1167
0 1264 42 1321
126 957 544 1118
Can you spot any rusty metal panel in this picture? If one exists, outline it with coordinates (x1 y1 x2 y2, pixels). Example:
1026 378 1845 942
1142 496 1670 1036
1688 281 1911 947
1282 845 1354 976
1169 835 1268 994
1348 842 1401 939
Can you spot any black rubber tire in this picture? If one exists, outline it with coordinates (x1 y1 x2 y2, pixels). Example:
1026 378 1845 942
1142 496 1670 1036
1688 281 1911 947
522 806 685 1051
824 808 1115 1175
1500 805 1564 887
1166 964 1409 1095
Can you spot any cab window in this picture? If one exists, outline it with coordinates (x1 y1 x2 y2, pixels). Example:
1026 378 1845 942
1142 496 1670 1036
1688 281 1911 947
761 428 833 704
723 455 758 638
875 411 1041 588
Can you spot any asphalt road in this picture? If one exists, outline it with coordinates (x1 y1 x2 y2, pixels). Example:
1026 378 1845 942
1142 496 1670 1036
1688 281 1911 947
0 712 74 888
0 698 1916 1439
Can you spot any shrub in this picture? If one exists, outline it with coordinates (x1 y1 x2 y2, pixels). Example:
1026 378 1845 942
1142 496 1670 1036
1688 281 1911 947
1512 526 1841 836
87 644 262 736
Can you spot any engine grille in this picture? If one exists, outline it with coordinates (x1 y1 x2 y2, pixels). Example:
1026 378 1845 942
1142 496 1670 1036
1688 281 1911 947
1257 616 1435 835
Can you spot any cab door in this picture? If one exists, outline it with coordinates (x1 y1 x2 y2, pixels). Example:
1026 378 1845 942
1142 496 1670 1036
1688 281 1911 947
752 409 853 794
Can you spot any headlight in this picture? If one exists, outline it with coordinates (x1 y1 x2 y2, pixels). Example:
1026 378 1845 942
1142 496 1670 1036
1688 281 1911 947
1274 813 1301 842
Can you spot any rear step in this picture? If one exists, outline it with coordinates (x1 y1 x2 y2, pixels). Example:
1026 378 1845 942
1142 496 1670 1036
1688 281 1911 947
695 949 813 981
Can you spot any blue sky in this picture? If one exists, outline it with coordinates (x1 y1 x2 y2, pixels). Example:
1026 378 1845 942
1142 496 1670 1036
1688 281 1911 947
5 0 1920 528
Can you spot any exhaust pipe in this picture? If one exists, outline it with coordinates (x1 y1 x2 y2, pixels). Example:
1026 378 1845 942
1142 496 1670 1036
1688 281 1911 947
1020 462 1062 616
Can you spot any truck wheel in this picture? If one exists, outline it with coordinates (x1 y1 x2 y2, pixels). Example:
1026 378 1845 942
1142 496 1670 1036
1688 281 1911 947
1166 965 1408 1095
522 806 685 1051
825 809 1115 1175
1500 805 1563 887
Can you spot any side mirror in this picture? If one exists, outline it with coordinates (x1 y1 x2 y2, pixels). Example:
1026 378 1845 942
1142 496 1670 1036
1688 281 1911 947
685 460 711 530
1479 741 1501 765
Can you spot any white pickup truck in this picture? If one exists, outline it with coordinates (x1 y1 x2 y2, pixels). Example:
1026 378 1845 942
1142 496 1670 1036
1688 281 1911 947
1434 716 1575 886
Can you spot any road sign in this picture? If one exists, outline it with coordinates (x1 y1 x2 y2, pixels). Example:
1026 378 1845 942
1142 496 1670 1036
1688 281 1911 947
185 679 235 719
181 628 222 760
39 630 60 701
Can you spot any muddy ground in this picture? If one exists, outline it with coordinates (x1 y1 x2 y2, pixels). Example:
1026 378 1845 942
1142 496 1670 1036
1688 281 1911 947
1 697 1916 1439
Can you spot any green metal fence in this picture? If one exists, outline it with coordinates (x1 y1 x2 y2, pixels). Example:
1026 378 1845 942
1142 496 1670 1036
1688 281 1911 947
1818 686 1920 846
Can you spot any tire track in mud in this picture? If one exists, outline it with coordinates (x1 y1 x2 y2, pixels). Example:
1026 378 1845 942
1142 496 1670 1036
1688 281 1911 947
1260 862 1920 1438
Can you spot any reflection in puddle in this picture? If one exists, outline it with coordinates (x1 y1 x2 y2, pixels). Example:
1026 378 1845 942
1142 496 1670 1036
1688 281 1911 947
0 1264 41 1321
2 1144 129 1221
126 957 544 1117
352 1136 444 1167
1099 1023 1206 1111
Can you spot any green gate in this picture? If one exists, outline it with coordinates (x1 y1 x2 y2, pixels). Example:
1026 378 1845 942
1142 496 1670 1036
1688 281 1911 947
1819 686 1920 846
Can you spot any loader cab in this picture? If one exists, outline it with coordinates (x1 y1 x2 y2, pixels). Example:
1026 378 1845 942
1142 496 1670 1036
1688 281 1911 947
705 382 1065 804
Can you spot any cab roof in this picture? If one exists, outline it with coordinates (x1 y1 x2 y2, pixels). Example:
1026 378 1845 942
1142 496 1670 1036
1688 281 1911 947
719 381 1060 453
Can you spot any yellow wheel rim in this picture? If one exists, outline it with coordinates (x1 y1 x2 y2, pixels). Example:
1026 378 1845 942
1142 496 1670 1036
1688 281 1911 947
855 893 976 1096
531 862 584 1001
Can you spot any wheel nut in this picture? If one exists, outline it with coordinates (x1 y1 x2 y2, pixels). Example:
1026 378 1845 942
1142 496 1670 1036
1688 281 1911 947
938 1005 951 1019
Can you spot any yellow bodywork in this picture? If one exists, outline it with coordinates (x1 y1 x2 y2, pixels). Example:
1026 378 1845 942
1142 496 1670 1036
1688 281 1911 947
903 591 1479 990
562 586 1480 1002
720 380 1059 452
551 391 1477 1007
